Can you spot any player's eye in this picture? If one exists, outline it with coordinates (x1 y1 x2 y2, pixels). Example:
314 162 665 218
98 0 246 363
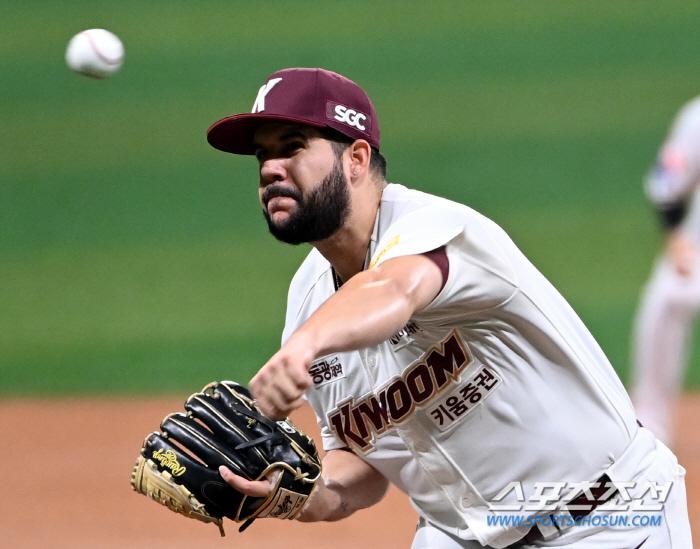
254 149 266 161
285 141 303 154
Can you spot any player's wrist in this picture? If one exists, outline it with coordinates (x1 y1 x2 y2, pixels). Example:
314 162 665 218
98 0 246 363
294 478 334 522
285 329 323 365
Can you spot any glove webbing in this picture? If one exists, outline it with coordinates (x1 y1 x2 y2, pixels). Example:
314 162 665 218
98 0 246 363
225 401 285 451
223 400 289 532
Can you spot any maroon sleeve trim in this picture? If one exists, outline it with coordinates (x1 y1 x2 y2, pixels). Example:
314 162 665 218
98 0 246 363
422 246 449 292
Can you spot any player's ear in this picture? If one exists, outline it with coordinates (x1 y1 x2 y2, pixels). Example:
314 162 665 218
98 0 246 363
348 139 371 181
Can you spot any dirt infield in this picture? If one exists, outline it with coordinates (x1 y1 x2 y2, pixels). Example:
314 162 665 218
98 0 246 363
1 394 698 548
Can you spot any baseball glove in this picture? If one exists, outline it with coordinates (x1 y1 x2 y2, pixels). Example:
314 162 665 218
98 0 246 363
131 380 322 536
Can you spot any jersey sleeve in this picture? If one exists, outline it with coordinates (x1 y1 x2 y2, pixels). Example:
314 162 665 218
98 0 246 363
644 145 695 206
368 204 464 270
369 202 519 322
645 98 700 209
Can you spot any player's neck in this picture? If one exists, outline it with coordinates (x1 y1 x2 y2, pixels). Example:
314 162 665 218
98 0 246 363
312 183 382 284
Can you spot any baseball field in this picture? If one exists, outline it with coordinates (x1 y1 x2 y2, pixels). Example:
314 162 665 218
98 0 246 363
2 0 699 546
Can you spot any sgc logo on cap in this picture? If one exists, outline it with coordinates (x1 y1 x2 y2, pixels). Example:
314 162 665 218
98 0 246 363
326 101 370 134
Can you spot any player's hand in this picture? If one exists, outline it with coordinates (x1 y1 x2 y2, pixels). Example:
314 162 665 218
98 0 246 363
249 333 316 419
667 230 698 277
218 466 274 497
220 464 333 523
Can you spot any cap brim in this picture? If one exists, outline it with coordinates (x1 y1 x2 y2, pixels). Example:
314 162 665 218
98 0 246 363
207 113 328 155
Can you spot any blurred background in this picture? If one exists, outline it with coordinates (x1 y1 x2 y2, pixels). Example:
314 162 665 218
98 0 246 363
3 0 700 396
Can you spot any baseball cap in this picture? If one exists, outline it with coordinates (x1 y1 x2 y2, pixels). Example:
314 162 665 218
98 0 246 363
207 68 380 155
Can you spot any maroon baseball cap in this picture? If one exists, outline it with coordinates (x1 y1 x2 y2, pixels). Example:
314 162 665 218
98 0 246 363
207 68 380 155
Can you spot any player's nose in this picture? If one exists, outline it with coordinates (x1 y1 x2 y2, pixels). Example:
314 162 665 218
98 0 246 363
260 158 288 186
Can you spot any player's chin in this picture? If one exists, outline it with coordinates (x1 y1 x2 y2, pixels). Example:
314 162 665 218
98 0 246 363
266 205 298 227
267 196 299 216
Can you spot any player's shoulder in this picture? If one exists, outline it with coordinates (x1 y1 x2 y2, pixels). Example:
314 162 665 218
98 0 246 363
381 183 473 220
382 182 457 207
679 95 700 115
670 95 700 131
284 248 332 331
380 183 493 234
373 183 517 269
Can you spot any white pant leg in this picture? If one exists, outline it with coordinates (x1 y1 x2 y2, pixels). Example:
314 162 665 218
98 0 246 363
630 255 700 444
412 518 491 549
529 434 692 549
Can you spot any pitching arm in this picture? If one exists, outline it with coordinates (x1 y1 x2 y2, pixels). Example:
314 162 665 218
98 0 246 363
221 447 389 523
250 253 444 418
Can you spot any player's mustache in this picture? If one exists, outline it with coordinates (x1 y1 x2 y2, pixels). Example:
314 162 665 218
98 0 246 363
262 185 303 207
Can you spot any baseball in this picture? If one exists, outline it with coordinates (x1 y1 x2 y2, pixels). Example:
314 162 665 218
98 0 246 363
65 29 124 79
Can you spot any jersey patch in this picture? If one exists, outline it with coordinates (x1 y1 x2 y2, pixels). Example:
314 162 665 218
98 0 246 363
426 365 502 431
310 356 345 387
327 331 472 452
389 320 422 349
661 145 687 175
369 235 400 269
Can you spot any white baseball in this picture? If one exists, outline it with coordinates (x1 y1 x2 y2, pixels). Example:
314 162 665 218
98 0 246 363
65 29 124 79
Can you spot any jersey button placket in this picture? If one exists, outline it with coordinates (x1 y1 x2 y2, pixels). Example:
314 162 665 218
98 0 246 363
414 440 429 453
359 348 380 386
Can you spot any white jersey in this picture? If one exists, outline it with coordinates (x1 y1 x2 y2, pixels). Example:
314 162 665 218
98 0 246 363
282 184 643 548
646 95 700 238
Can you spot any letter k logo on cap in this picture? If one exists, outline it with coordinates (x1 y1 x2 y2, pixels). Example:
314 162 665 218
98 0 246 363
252 77 283 113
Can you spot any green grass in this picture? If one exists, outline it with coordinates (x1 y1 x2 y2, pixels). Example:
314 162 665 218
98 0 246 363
3 0 700 394
0 237 309 394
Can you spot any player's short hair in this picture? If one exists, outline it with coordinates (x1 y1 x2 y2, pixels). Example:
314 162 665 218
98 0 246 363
320 127 387 182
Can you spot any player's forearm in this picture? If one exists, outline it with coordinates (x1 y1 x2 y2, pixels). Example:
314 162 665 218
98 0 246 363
250 255 443 419
290 255 442 359
294 275 413 357
296 450 390 522
297 477 386 522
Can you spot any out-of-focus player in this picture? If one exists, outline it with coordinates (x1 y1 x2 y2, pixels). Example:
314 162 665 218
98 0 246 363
631 95 700 445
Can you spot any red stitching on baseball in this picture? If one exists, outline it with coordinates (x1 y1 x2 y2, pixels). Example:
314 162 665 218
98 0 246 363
85 30 124 65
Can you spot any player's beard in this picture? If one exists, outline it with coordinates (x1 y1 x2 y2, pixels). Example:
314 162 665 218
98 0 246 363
262 159 350 245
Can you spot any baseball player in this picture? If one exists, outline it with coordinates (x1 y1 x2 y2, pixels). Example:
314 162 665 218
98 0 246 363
631 95 700 446
206 68 692 548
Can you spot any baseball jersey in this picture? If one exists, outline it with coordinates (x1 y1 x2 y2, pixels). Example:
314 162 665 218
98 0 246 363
646 95 700 238
282 184 644 548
